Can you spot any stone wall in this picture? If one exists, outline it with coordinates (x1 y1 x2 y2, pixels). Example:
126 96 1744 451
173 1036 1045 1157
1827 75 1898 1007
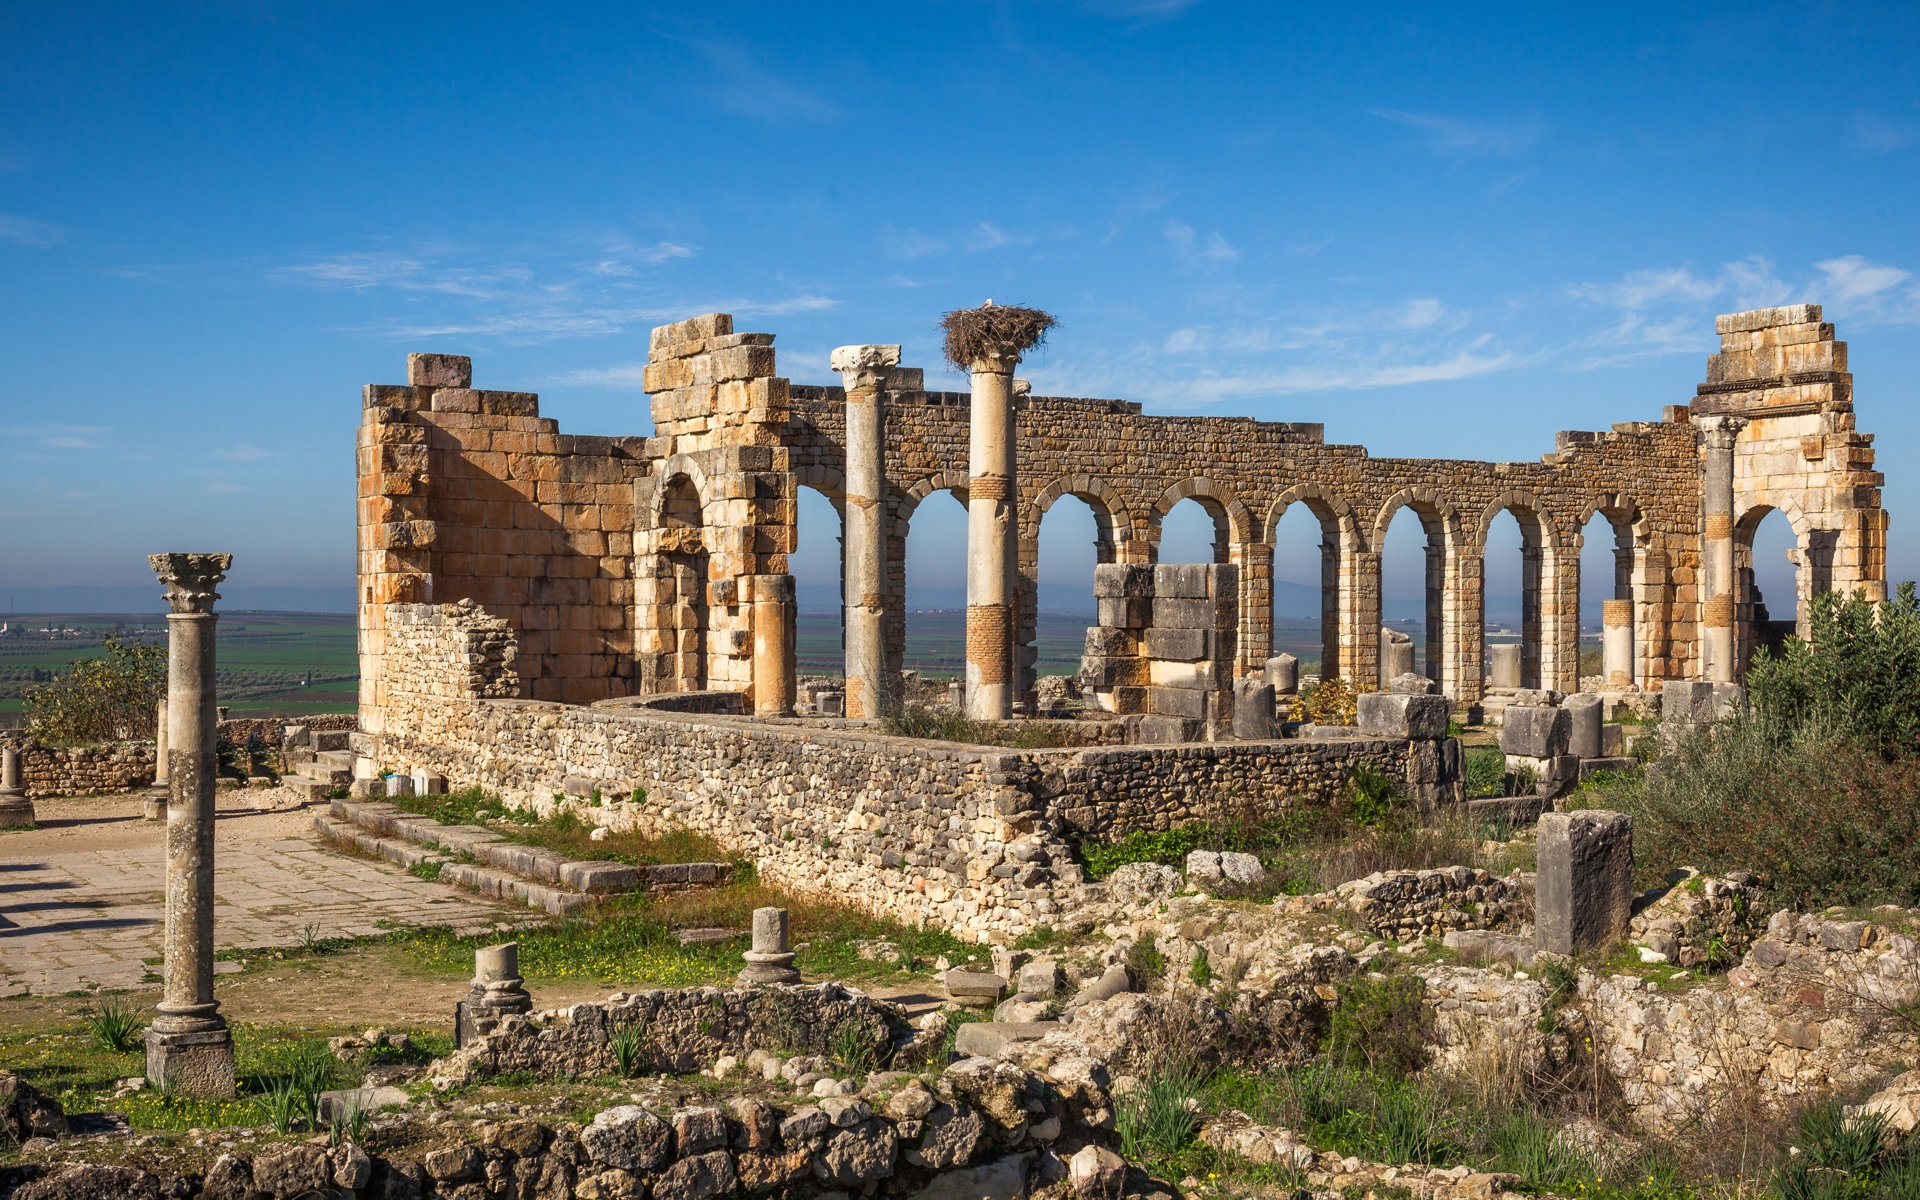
0 737 154 799
371 603 1424 942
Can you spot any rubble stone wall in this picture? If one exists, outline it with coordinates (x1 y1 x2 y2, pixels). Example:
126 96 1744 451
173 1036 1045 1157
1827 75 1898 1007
0 737 155 799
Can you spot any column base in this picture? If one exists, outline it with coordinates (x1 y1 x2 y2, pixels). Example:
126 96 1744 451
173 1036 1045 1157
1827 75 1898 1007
141 787 167 822
737 963 803 986
146 1026 235 1098
0 795 34 828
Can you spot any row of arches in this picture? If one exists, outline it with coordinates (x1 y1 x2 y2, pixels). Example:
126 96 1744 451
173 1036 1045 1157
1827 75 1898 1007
787 480 1806 698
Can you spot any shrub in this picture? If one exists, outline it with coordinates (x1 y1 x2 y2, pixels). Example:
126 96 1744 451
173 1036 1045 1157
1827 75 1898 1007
24 635 165 744
1126 933 1167 982
84 996 143 1053
1341 764 1405 827
1463 747 1507 799
1746 583 1920 761
1324 973 1432 1077
1287 676 1364 726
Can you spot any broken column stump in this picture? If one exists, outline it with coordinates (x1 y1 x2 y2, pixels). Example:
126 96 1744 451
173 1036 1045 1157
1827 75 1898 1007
1535 810 1633 956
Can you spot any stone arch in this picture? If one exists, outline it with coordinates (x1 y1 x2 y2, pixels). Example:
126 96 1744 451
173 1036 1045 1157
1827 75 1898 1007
1368 487 1464 689
894 470 971 536
1474 489 1570 691
645 454 715 528
1263 485 1359 687
1573 493 1646 690
1734 499 1816 668
1145 477 1252 560
886 469 972 689
1024 475 1131 551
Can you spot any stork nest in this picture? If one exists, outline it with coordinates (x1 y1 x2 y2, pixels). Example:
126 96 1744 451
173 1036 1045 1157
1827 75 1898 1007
940 304 1057 372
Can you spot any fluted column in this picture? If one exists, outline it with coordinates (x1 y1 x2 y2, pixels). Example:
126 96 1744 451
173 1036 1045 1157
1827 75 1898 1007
145 552 235 1097
966 350 1019 720
832 344 901 719
1693 416 1746 682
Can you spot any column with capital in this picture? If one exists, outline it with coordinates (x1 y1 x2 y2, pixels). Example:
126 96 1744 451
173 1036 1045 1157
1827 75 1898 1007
144 552 236 1097
1692 416 1746 682
944 303 1053 721
832 344 902 719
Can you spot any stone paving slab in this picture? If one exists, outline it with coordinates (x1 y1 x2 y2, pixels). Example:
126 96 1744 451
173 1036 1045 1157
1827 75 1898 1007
0 789 512 996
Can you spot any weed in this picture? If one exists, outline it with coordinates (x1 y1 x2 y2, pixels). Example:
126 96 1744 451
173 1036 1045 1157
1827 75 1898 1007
84 996 143 1054
1126 934 1167 982
830 1022 878 1077
1117 1053 1207 1161
611 1021 645 1077
406 859 444 883
1325 974 1433 1078
1188 946 1214 988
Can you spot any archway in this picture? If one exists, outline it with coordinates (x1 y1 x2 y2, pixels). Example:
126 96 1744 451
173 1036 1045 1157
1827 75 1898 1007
1156 497 1228 564
1736 506 1801 672
1376 502 1447 686
901 488 970 683
1029 492 1115 701
659 474 709 692
791 484 846 680
1578 506 1637 688
1482 509 1537 688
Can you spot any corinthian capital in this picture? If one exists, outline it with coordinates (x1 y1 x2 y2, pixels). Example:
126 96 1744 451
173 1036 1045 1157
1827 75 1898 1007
829 344 902 392
149 553 233 615
1691 414 1748 452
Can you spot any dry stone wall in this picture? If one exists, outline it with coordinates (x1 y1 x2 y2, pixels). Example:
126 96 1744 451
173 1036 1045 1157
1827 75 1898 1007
0 737 154 799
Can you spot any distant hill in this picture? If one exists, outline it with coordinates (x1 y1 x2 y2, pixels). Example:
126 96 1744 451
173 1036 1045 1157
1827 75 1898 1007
0 586 357 614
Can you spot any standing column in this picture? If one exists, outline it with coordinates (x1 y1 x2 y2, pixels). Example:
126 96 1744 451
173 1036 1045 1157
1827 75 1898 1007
142 697 168 821
832 344 901 719
145 552 235 1097
1693 416 1746 682
1602 600 1633 687
749 574 795 717
0 745 30 826
966 349 1019 720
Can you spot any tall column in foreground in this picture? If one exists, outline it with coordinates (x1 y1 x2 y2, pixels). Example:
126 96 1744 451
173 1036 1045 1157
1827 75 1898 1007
1693 416 1746 682
145 552 235 1097
944 303 1054 721
832 344 902 719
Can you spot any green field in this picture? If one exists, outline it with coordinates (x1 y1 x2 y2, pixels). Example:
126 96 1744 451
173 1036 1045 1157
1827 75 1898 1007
0 612 358 719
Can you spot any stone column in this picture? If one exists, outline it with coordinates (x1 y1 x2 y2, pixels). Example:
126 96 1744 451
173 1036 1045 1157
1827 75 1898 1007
966 349 1019 720
739 906 800 985
142 697 169 821
832 344 902 719
1693 416 1746 682
0 745 30 826
748 574 795 717
145 552 235 1097
1602 599 1633 688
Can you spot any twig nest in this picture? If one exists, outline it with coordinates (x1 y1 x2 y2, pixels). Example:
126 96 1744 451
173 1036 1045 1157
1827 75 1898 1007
940 303 1057 372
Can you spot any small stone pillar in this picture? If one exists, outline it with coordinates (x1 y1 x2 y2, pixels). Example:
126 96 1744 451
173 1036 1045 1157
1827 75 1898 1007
143 697 169 821
1488 643 1522 689
1379 627 1415 686
966 347 1019 721
738 907 801 985
1264 653 1299 695
0 746 31 826
1564 692 1604 759
1536 810 1633 955
1231 677 1275 740
145 552 236 1098
748 574 795 717
456 942 534 1048
833 344 902 719
1694 415 1747 682
1602 599 1633 687
946 680 964 709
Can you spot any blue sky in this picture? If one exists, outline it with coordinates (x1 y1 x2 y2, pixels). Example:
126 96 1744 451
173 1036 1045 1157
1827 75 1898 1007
2 2 1916 623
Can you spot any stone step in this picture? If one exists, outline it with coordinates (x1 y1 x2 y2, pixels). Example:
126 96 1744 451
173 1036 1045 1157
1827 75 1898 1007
314 730 352 753
315 749 355 771
295 760 351 787
286 778 334 802
313 815 593 916
325 797 731 898
954 1021 1064 1059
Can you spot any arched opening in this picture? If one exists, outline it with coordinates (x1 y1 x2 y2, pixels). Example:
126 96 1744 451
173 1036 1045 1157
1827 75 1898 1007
902 488 969 683
1031 494 1111 703
659 474 709 692
1482 508 1543 689
1271 502 1337 686
1579 510 1636 688
1378 505 1445 685
1737 506 1801 672
791 485 846 682
1156 497 1228 564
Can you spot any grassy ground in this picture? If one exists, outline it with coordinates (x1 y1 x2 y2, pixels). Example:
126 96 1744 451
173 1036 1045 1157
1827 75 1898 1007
384 786 735 867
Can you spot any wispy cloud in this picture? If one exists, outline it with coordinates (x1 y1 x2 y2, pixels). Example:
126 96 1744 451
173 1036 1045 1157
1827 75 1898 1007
1367 108 1544 158
552 363 650 388
679 38 838 124
205 480 244 494
1854 109 1918 154
1083 0 1203 22
880 226 946 260
44 435 96 450
9 424 107 452
1163 219 1239 266
0 213 65 247
592 242 695 276
1813 255 1920 324
215 444 275 461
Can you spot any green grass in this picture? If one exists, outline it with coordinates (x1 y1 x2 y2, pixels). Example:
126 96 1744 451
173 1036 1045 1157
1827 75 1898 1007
0 611 356 716
386 785 735 868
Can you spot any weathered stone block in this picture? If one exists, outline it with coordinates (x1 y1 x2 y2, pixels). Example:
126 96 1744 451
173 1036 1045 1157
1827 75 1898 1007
1146 687 1208 719
1661 680 1714 725
1264 653 1299 694
1144 628 1208 662
1536 810 1633 955
1356 692 1449 740
408 353 472 389
1232 677 1275 740
1499 705 1569 759
1152 563 1210 599
1091 564 1153 598
1096 597 1151 629
1564 693 1603 759
1488 643 1522 689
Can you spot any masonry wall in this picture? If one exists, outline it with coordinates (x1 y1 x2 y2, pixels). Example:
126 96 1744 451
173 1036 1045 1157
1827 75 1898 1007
0 738 155 800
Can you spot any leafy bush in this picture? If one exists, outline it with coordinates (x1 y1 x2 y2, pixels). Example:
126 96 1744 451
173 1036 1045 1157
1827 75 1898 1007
1324 973 1432 1077
1287 676 1364 726
1746 583 1920 761
24 635 165 745
1341 764 1406 827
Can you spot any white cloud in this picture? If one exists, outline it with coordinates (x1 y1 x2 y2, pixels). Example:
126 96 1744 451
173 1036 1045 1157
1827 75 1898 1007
553 363 650 388
1855 109 1918 154
1171 345 1515 405
1163 327 1205 354
1367 108 1544 158
205 480 244 494
1814 255 1911 302
685 39 838 124
215 444 275 461
44 435 96 450
0 213 65 247
1084 0 1202 19
592 242 695 276
1163 220 1239 266
965 223 1028 253
1397 298 1446 329
880 227 947 260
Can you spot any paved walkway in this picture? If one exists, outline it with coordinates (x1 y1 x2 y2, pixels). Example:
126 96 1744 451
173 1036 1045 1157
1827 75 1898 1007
0 788 510 995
